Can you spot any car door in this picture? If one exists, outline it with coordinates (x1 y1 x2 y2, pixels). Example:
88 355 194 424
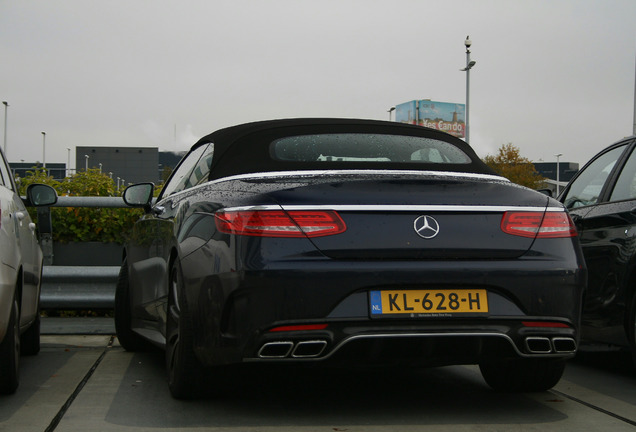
561 139 636 345
127 143 214 329
0 151 40 326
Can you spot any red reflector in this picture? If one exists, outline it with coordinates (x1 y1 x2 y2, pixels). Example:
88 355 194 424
522 321 570 328
501 211 577 238
215 210 346 238
268 324 329 332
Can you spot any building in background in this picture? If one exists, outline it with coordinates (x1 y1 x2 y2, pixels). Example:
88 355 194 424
10 147 187 187
76 147 158 186
11 162 66 180
395 100 466 139
533 161 579 195
159 151 186 182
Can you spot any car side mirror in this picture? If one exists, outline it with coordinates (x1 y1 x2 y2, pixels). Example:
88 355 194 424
536 188 553 197
123 183 155 210
26 184 58 207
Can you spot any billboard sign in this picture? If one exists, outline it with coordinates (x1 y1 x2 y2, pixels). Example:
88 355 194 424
395 100 466 138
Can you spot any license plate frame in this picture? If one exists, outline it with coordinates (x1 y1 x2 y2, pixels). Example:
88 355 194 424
369 289 489 318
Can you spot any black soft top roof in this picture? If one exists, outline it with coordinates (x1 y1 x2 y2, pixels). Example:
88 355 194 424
191 118 495 180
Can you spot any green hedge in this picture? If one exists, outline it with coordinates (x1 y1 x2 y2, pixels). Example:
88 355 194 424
18 168 148 244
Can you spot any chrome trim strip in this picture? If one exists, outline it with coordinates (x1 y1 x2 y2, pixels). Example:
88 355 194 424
162 170 509 201
209 169 509 185
222 204 565 213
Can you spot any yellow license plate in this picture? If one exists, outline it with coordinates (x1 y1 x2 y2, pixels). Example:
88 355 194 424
370 289 488 316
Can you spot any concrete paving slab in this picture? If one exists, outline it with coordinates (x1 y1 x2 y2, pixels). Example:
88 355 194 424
42 317 115 335
0 336 110 431
2 335 636 431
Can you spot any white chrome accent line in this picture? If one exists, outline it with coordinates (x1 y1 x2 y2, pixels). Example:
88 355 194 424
210 169 509 185
162 170 510 201
222 204 566 213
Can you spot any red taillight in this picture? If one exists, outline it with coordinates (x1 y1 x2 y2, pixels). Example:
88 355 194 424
501 211 577 238
215 210 346 238
522 321 571 328
268 324 329 332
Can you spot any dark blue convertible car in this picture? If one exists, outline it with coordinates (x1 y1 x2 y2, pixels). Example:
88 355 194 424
115 118 586 398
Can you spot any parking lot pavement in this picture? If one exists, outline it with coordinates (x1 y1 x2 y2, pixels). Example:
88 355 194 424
0 318 635 431
0 334 114 431
41 316 115 335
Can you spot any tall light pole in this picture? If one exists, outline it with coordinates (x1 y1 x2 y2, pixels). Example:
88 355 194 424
555 153 563 197
2 101 8 156
66 148 71 177
633 51 636 135
41 132 46 168
388 106 396 121
460 36 476 143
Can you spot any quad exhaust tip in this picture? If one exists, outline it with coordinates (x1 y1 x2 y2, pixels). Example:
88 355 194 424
525 336 576 354
258 340 328 359
552 337 577 353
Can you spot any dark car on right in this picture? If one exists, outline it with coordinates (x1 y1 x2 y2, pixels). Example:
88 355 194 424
560 135 636 364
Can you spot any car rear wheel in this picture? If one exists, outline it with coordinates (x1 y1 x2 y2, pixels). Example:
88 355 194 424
166 259 206 399
479 357 566 392
0 299 20 394
20 311 40 356
115 259 151 351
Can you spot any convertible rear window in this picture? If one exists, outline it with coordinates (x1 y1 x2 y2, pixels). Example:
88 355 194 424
271 134 472 164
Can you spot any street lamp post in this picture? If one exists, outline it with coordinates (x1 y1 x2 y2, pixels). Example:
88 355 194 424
460 36 476 143
633 51 636 135
555 153 563 197
85 155 89 171
41 132 46 168
2 101 8 156
66 148 71 177
387 106 396 121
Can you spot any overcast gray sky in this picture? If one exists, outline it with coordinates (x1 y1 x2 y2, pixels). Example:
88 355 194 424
1 0 635 170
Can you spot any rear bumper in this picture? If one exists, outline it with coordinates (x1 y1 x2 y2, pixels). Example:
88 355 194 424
249 320 578 366
182 254 586 367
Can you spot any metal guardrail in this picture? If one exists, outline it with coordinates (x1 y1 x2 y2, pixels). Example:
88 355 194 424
38 196 127 310
41 266 119 309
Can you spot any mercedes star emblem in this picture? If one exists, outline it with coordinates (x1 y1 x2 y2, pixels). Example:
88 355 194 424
413 215 440 239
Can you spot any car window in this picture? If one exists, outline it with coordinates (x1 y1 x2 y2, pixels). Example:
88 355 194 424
563 144 627 209
271 134 472 164
609 146 636 202
0 152 13 190
159 143 214 198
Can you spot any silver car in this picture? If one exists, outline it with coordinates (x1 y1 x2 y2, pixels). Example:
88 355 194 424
0 151 57 395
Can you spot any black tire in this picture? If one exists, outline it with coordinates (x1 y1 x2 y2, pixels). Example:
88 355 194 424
115 259 150 351
628 292 636 368
20 312 40 356
166 259 206 399
0 299 20 395
479 357 566 392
